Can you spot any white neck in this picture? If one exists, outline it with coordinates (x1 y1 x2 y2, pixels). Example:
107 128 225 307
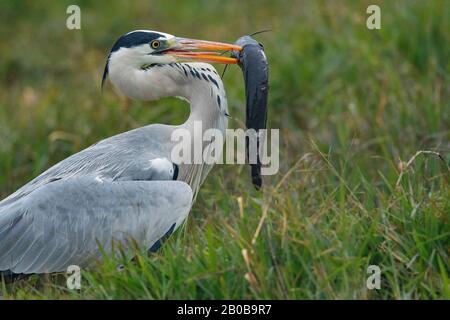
108 59 228 131
177 64 229 193
108 60 229 194
181 63 228 132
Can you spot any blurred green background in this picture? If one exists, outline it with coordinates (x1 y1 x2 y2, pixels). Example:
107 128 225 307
0 0 449 299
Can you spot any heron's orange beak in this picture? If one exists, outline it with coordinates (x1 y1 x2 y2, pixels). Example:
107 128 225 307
164 37 242 64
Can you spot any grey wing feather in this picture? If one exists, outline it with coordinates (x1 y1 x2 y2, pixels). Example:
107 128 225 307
0 177 192 274
0 124 175 207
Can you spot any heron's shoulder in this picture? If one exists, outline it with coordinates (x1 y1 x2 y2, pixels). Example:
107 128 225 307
94 124 173 145
0 125 175 206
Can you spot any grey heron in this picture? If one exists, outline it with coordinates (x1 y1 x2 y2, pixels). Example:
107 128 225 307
0 30 242 279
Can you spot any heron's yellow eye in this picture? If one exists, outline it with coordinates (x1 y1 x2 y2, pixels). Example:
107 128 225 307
151 40 160 49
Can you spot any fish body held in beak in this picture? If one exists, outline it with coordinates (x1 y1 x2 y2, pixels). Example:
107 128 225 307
232 36 269 190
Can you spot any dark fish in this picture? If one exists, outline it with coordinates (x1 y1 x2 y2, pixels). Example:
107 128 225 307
232 36 269 189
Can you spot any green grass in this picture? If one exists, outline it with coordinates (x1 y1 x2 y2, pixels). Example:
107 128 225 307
0 0 449 299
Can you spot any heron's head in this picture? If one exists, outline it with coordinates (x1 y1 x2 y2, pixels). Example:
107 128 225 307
102 30 241 100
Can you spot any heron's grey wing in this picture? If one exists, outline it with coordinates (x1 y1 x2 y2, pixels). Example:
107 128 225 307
0 124 176 207
0 177 192 275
